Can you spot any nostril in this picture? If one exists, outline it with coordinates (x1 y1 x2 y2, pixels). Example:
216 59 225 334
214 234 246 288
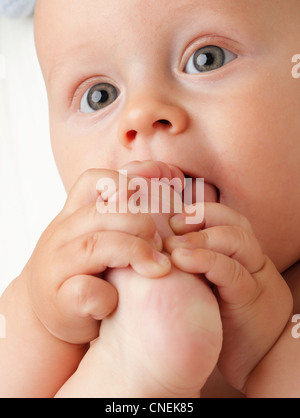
158 119 171 125
125 120 172 142
153 119 172 129
126 130 137 141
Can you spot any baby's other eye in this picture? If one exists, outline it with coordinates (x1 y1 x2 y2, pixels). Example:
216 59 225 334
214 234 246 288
80 82 119 113
184 45 237 74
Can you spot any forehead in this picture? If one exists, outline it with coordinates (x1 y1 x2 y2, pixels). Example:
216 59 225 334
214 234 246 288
36 0 266 40
35 0 298 82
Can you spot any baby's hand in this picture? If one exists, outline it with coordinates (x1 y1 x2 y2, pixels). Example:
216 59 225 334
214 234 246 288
56 165 222 398
21 169 171 344
165 203 293 392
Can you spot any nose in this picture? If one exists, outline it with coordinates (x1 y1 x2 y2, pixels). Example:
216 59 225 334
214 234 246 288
118 95 189 146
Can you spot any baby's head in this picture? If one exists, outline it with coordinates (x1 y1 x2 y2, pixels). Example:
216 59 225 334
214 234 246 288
34 0 300 272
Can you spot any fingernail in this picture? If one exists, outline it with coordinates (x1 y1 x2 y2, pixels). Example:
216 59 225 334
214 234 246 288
179 248 193 257
153 250 170 266
170 213 185 226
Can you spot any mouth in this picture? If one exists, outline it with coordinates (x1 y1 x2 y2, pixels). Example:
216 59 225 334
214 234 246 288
183 174 220 205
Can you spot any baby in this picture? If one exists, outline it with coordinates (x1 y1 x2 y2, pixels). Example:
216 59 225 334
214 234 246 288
1 0 300 398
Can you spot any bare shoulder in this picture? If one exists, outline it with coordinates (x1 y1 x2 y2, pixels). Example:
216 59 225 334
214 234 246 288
283 261 300 312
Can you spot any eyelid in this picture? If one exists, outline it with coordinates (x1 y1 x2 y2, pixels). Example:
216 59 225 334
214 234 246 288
180 35 242 71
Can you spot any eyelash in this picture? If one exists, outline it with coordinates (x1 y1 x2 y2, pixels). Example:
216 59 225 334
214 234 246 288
72 78 99 105
181 36 241 73
184 45 237 74
71 77 120 115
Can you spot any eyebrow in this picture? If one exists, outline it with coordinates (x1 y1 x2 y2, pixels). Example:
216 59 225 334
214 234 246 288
47 40 93 86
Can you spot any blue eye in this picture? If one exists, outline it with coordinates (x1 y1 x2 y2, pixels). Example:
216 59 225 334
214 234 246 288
80 82 119 113
184 45 237 74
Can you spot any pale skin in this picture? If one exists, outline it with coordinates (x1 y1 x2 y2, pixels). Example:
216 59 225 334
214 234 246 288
0 164 224 398
0 0 300 398
55 168 224 398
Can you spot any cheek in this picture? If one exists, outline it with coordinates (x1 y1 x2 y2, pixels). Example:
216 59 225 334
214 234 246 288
204 75 300 264
49 117 121 193
49 122 84 192
211 68 299 195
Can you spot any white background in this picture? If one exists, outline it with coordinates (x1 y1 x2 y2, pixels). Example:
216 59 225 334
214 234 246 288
0 16 66 295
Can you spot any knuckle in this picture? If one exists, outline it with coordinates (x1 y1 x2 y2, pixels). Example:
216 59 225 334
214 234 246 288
199 229 209 244
129 236 148 259
80 168 117 188
233 226 248 247
82 231 102 258
230 259 245 286
68 168 101 200
207 249 217 266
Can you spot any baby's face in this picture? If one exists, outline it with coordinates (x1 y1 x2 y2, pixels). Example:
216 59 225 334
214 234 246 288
35 0 300 271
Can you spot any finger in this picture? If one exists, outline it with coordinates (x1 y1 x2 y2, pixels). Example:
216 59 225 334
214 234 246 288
149 161 185 193
165 226 264 274
170 202 253 235
168 164 185 191
57 230 171 279
55 203 163 251
63 168 128 216
151 160 172 180
120 161 183 216
56 274 118 344
171 248 258 307
150 161 185 193
121 160 170 179
121 160 185 192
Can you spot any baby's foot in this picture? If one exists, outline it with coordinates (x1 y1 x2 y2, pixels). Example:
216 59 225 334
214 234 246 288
56 169 222 398
98 201 222 397
56 231 222 398
99 263 222 397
